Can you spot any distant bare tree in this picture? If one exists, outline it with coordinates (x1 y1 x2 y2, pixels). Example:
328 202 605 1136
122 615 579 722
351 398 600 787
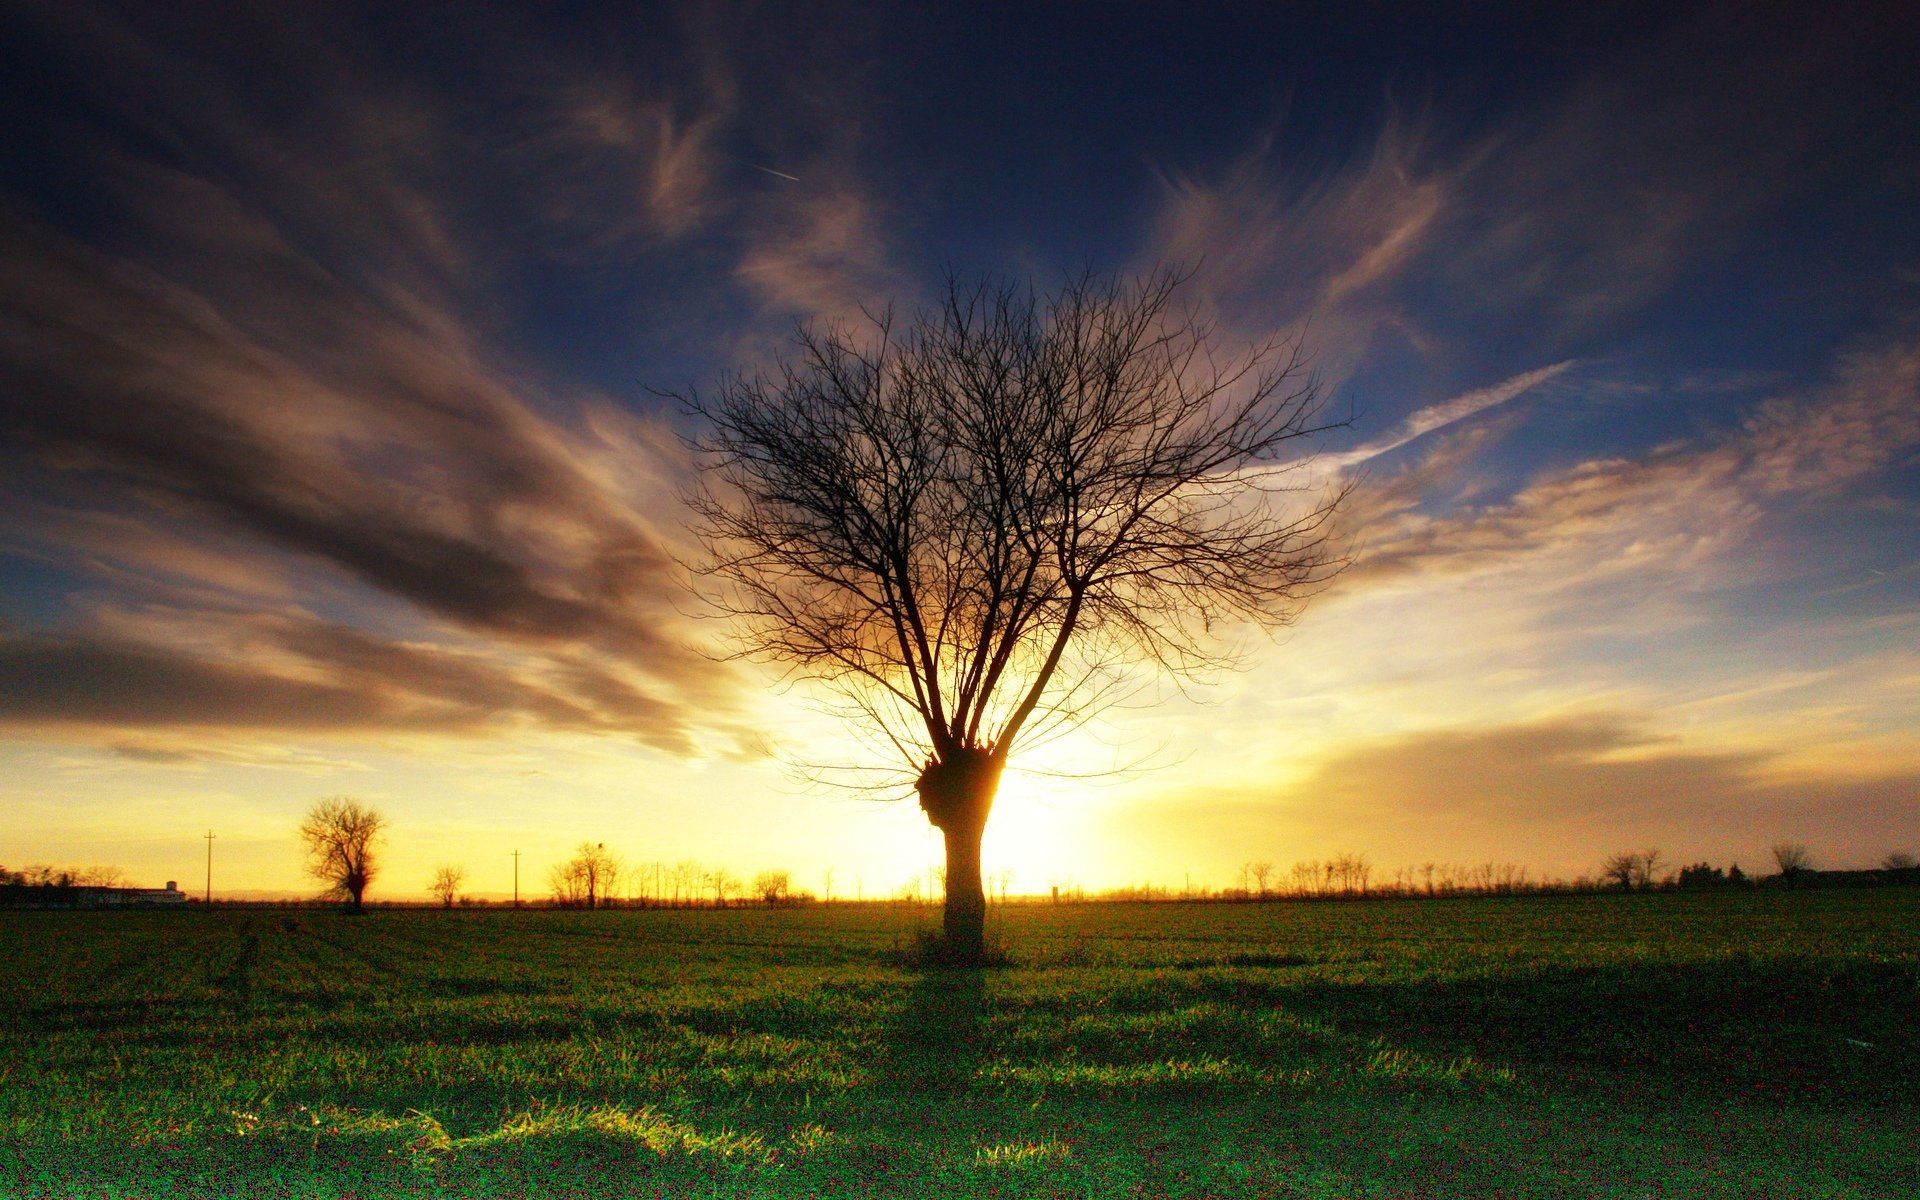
1631 848 1664 890
300 796 385 913
1249 861 1273 898
753 869 792 905
1882 851 1916 871
672 859 703 906
1601 852 1638 892
550 843 622 908
1290 860 1319 897
430 864 465 908
686 268 1347 962
821 866 836 903
1771 842 1812 882
991 866 1016 904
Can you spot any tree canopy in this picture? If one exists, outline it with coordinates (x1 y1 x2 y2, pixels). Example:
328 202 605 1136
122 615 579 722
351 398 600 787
686 268 1349 958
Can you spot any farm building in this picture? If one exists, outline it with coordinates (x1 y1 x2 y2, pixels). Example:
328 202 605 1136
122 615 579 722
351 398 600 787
0 880 189 909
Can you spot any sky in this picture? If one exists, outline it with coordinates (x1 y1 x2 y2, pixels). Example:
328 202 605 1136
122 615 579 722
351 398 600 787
1 1 1916 899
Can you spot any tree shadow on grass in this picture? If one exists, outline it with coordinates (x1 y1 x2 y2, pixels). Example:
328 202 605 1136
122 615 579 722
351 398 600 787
891 964 989 1094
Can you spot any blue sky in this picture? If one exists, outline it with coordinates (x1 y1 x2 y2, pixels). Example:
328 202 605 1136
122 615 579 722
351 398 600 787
1 1 1916 896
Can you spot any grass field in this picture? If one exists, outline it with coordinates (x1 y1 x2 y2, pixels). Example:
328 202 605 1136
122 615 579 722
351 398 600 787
2 890 1916 1198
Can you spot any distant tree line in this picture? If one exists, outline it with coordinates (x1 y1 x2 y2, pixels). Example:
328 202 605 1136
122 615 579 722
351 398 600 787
19 801 1919 913
0 864 131 889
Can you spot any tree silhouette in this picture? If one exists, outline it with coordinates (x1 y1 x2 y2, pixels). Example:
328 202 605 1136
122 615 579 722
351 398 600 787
299 796 385 913
430 864 465 908
550 843 622 907
687 268 1347 961
752 869 792 905
1772 841 1812 884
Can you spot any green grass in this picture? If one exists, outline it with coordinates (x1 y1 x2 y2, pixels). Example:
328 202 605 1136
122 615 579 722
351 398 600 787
3 890 1916 1197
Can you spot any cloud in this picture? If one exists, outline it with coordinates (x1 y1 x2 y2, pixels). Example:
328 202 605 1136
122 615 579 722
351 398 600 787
1342 323 1920 589
1142 117 1457 376
1127 712 1920 877
0 206 706 669
734 183 898 318
0 1 935 761
1141 5 1917 391
0 609 709 757
1318 360 1575 474
0 632 446 732
516 70 732 246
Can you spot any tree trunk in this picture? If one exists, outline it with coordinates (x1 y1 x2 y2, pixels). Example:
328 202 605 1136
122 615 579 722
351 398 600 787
916 746 1003 963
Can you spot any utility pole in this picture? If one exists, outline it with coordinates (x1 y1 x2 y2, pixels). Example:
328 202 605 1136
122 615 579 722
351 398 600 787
512 849 520 908
204 830 215 904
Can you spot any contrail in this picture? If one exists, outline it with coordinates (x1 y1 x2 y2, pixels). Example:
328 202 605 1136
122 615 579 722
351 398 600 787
1320 360 1576 473
749 164 801 182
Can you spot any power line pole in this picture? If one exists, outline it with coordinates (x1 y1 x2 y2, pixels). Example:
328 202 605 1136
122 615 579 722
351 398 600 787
512 849 520 908
204 829 215 905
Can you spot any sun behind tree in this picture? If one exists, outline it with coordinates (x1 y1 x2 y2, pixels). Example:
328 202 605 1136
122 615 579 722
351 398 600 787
686 268 1349 962
299 796 386 913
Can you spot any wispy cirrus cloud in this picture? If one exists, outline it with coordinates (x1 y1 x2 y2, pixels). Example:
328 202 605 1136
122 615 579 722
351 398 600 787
1348 324 1920 589
0 4 779 759
1142 116 1456 377
733 181 900 320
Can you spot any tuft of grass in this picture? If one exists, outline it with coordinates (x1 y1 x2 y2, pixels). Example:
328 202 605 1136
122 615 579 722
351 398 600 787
974 1137 1071 1167
888 925 1016 968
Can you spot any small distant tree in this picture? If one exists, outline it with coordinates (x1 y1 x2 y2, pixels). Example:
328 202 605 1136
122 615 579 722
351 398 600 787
1771 842 1812 883
1881 852 1915 871
1631 848 1665 890
1249 861 1273 898
300 796 386 913
430 864 465 908
1290 860 1320 896
550 843 622 908
753 869 792 905
991 866 1016 905
1601 851 1638 892
822 866 836 903
671 859 703 905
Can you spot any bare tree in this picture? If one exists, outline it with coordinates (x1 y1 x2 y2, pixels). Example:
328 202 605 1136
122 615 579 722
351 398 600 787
300 796 385 912
672 859 703 906
1632 848 1665 890
686 269 1346 961
550 842 622 908
430 864 465 908
1601 851 1638 892
1290 860 1320 896
753 869 792 905
1772 842 1812 883
1249 860 1274 898
991 866 1016 904
1882 851 1916 871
